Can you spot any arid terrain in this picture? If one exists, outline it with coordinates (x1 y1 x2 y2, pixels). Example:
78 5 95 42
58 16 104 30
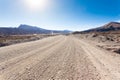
0 35 120 80
73 31 120 54
0 34 54 47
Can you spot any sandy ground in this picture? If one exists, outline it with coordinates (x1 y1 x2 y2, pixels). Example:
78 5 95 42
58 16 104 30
0 35 120 80
73 34 120 54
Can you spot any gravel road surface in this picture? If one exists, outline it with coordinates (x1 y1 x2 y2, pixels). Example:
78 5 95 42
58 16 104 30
0 35 120 80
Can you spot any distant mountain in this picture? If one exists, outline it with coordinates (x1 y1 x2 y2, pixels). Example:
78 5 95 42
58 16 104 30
19 24 42 30
18 24 51 34
83 22 120 33
0 24 71 35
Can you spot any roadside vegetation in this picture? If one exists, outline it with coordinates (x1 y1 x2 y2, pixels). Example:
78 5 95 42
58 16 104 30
0 34 54 47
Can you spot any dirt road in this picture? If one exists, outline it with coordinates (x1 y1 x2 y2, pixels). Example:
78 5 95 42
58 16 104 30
0 35 120 80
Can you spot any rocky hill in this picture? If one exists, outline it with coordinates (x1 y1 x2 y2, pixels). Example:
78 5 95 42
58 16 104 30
84 22 120 32
0 24 71 35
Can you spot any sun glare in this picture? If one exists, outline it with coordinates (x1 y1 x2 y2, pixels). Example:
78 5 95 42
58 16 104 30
21 0 52 12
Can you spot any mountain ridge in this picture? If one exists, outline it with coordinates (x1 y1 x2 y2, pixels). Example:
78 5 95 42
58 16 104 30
0 24 71 35
83 22 120 32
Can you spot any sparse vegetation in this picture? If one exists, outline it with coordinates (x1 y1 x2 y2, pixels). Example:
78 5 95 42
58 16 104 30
0 34 54 47
73 30 120 54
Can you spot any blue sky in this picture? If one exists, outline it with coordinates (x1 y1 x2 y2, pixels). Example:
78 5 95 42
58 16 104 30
0 0 120 31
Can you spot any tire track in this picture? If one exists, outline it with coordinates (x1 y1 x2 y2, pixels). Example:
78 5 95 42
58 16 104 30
0 35 119 80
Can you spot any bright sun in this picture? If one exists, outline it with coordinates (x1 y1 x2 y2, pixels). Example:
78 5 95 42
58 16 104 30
21 0 52 12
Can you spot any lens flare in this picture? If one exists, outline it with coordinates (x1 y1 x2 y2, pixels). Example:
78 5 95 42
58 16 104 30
21 0 52 12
